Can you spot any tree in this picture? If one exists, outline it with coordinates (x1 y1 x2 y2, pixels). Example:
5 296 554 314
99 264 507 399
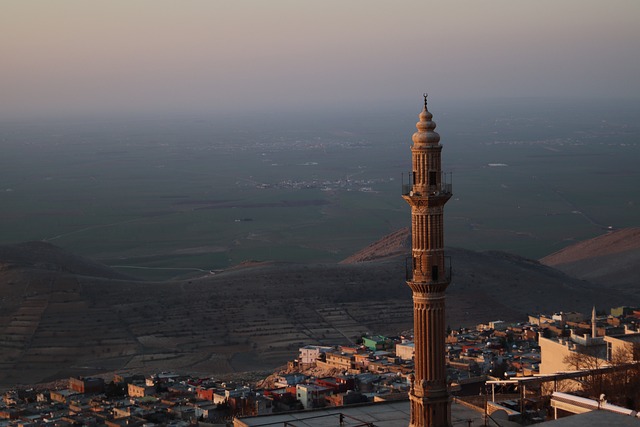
607 345 640 409
562 346 607 398
562 347 605 372
562 344 640 410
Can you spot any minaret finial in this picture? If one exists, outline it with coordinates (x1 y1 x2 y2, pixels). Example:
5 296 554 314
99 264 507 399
423 93 428 109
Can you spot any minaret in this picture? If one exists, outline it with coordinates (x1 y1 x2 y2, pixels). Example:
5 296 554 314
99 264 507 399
592 306 597 338
402 94 452 427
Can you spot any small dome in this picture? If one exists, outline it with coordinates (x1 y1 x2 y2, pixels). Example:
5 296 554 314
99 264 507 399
412 105 440 145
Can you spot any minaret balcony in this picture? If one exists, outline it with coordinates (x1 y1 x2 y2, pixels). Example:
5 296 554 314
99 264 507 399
405 256 452 283
401 172 452 197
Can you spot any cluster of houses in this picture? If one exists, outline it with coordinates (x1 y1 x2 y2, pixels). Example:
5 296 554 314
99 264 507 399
289 321 542 400
0 373 265 426
2 306 640 426
275 305 640 410
535 307 640 375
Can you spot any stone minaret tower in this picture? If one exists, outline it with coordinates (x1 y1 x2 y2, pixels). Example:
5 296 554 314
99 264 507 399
402 95 452 427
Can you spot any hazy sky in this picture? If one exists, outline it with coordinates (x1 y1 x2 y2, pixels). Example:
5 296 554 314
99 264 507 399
2 1 639 118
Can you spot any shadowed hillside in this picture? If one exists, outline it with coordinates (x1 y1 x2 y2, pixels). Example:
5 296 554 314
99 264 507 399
0 234 637 388
342 228 638 322
0 241 135 281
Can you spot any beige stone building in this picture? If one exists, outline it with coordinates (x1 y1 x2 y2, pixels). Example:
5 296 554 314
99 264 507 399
395 340 415 361
127 382 155 397
540 330 640 375
324 351 353 370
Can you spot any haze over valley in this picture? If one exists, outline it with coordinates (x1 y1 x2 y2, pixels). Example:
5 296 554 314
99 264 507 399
1 0 639 391
1 98 639 387
1 99 638 280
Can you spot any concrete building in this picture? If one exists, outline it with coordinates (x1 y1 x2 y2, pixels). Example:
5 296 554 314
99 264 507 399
540 329 640 375
540 331 606 375
604 333 640 361
402 94 452 426
274 373 307 388
324 351 353 371
192 402 217 420
295 384 332 409
68 377 105 394
49 389 78 404
552 312 584 324
611 306 636 317
489 321 508 331
396 341 415 361
127 383 155 398
362 335 390 351
298 345 332 366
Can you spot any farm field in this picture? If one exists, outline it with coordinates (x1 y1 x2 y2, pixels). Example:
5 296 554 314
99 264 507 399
1 98 638 280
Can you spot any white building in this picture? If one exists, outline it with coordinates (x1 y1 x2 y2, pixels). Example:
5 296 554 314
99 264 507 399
298 345 332 366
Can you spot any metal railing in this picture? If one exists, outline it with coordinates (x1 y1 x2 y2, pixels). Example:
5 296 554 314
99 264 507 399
405 256 452 282
265 412 376 426
401 172 452 196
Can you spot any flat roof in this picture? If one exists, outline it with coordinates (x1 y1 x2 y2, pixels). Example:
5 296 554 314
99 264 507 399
234 397 640 426
541 410 640 426
233 400 506 427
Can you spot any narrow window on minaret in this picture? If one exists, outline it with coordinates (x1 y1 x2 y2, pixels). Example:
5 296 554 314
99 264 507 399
429 171 437 187
432 266 439 281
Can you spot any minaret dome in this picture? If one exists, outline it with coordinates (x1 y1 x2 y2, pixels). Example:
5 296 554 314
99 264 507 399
412 95 440 145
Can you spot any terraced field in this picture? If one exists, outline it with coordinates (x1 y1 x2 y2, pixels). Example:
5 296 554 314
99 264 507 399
1 236 638 389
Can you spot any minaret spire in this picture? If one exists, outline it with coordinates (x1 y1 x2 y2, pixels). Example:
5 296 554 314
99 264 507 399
402 96 452 427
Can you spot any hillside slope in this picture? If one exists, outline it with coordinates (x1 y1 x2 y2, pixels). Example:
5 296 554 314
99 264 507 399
0 241 134 280
340 228 410 264
540 227 640 288
0 239 636 388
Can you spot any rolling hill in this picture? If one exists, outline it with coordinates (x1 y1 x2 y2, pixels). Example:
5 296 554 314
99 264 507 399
540 227 640 291
0 230 638 389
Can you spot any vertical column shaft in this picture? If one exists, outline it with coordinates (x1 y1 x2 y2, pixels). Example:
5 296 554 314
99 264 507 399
405 99 451 427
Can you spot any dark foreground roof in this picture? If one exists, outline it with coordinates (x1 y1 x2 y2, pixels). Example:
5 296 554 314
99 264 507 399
541 409 640 426
233 400 507 427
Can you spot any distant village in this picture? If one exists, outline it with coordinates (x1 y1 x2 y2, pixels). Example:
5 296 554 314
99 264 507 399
241 176 391 193
2 305 640 426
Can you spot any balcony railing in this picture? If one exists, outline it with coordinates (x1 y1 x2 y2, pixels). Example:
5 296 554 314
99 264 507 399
405 256 452 282
401 172 452 196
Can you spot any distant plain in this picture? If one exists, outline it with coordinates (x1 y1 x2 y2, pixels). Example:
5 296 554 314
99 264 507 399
1 98 638 280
